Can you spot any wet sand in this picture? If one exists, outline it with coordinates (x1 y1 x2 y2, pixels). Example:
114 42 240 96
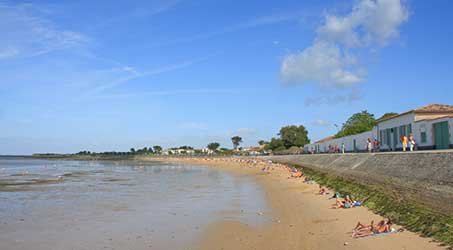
0 159 270 250
154 157 447 250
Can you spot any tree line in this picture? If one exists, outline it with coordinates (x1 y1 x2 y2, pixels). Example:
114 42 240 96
76 145 163 156
74 110 396 156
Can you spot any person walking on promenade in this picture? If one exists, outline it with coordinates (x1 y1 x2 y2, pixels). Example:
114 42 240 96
373 139 380 152
401 135 408 152
409 134 416 151
341 143 345 154
367 139 372 153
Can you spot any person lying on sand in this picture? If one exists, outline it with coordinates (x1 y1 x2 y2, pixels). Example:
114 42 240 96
331 195 353 209
331 199 350 209
303 176 313 183
318 185 330 195
352 219 393 238
288 170 303 178
354 220 374 232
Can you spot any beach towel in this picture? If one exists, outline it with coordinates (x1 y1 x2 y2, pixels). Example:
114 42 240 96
355 229 398 239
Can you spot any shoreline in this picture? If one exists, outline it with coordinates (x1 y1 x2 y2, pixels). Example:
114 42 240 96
151 157 447 250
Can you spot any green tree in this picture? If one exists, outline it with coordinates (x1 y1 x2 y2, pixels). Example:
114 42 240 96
378 112 399 120
278 125 310 148
152 145 162 154
231 136 243 149
219 148 233 155
265 138 286 151
207 142 220 151
258 140 268 146
130 148 136 154
335 111 376 138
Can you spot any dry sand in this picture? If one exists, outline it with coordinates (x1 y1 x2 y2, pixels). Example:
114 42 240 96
155 157 447 250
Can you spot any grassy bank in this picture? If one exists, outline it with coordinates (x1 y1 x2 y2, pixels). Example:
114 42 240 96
294 164 453 248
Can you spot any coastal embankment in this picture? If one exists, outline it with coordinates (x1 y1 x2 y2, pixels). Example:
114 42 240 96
265 151 453 246
153 157 449 250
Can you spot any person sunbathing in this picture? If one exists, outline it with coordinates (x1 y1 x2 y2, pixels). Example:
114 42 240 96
289 170 303 178
303 176 314 183
352 219 392 238
331 199 347 209
331 195 353 209
375 219 392 233
318 185 330 195
354 220 374 231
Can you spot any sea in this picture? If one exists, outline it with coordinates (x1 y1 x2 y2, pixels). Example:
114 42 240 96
0 157 270 250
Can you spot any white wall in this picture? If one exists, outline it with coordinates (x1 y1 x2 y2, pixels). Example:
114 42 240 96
415 117 453 147
305 129 375 153
304 113 453 153
377 112 415 150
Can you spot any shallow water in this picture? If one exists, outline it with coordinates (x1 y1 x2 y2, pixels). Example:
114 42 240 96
0 158 271 250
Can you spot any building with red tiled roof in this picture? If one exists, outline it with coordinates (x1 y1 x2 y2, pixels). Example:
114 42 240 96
305 104 453 153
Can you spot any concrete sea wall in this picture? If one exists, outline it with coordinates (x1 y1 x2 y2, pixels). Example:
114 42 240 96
266 151 453 215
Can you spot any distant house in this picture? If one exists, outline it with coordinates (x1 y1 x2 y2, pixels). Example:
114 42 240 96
305 104 453 153
240 146 266 156
201 148 214 155
162 148 195 155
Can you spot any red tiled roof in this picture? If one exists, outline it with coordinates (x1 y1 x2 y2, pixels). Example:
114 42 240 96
414 104 453 113
415 115 453 122
377 104 453 123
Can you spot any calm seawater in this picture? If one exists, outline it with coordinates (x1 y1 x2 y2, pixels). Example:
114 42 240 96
0 158 270 250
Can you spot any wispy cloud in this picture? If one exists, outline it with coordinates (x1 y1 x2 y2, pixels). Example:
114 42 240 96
0 2 90 60
88 0 183 31
304 89 362 106
84 54 215 96
151 11 303 47
91 88 238 99
180 122 208 130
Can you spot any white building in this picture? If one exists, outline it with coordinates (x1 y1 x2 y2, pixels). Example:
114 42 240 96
305 104 453 153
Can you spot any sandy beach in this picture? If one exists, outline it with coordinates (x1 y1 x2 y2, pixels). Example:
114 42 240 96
154 157 447 250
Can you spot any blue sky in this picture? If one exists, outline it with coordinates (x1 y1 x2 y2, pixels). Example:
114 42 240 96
1 0 452 155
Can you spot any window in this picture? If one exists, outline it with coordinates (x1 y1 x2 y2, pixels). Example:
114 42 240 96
407 124 412 135
421 132 427 143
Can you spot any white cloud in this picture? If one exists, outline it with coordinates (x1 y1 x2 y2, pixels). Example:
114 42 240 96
280 0 408 99
304 89 362 106
0 3 89 60
180 122 208 130
281 41 364 87
312 119 330 126
0 47 19 59
317 0 409 47
233 128 257 136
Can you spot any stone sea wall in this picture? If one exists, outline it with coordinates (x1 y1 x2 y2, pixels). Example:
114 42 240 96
265 151 453 215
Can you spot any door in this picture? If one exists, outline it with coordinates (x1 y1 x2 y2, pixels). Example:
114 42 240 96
353 139 357 152
386 128 391 148
392 127 398 150
434 121 450 149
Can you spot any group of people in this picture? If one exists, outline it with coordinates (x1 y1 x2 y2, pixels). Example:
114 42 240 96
330 193 365 209
366 139 381 152
401 134 416 152
366 134 416 153
172 156 400 239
